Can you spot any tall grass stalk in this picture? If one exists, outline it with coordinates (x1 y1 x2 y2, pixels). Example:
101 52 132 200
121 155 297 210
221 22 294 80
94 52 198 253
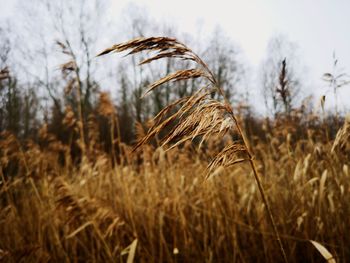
98 36 288 262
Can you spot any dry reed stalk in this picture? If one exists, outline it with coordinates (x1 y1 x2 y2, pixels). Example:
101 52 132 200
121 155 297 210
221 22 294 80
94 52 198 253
58 41 86 155
97 92 122 164
98 36 288 262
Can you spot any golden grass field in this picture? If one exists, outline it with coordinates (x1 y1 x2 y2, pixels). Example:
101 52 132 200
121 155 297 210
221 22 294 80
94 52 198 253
1 121 349 262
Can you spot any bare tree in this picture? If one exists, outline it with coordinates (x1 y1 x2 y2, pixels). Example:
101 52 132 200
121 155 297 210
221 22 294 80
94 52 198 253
11 0 109 116
204 27 245 102
0 27 38 137
260 34 302 117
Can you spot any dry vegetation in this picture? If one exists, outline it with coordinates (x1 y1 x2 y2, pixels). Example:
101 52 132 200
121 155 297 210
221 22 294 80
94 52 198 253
1 37 350 263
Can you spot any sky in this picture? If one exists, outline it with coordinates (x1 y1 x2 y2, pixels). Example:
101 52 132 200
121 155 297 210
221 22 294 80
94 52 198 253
1 0 350 113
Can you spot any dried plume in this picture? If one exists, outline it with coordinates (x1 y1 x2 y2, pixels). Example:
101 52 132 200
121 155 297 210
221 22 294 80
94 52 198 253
98 92 115 117
332 114 350 153
98 37 248 174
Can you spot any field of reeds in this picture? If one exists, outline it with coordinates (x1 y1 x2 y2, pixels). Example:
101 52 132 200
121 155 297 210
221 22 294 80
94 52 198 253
1 37 350 263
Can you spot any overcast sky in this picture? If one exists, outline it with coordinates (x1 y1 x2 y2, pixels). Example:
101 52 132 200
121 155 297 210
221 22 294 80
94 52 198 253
112 0 350 110
1 0 349 112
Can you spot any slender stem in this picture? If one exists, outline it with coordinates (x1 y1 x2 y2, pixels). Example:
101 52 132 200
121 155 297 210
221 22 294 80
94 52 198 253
114 115 122 164
232 115 288 263
196 41 288 261
75 73 86 155
110 116 116 165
